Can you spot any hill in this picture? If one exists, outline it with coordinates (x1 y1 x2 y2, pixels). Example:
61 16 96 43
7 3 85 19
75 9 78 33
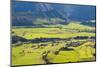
12 1 96 26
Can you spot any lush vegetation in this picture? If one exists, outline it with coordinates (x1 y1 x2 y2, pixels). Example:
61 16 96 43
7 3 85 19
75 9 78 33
12 22 96 66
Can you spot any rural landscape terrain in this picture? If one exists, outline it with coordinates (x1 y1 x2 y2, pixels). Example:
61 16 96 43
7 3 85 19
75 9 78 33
12 1 96 66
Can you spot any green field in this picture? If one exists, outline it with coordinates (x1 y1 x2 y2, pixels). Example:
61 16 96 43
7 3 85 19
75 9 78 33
12 22 96 66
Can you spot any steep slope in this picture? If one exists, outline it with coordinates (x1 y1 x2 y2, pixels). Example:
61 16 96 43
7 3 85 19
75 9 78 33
12 1 96 26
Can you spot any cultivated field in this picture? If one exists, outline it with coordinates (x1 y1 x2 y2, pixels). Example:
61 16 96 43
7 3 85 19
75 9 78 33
12 22 96 66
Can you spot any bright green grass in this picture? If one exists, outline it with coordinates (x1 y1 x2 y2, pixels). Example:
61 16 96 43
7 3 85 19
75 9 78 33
12 40 95 66
64 22 95 31
12 27 95 39
12 22 95 39
12 23 96 66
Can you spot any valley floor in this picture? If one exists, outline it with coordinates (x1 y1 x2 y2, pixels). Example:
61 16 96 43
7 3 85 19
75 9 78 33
11 24 96 66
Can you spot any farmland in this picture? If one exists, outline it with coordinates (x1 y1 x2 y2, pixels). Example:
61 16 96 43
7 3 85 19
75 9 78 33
12 22 96 66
